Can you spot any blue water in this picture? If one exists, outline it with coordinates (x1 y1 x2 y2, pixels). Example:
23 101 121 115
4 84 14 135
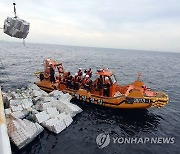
0 41 180 154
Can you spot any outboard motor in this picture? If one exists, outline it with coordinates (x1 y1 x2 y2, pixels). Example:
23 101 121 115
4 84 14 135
3 3 30 39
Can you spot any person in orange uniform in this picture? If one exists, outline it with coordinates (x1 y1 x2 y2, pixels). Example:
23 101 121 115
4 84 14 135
66 72 73 88
73 73 79 90
57 63 64 74
84 75 92 91
103 76 111 97
87 68 92 78
78 68 83 76
57 63 64 83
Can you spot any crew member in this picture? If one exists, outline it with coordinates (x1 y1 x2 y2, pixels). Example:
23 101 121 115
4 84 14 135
77 74 82 88
87 68 92 78
84 69 87 74
50 64 55 83
97 75 104 95
103 82 110 97
66 72 73 88
73 73 79 90
103 76 110 97
84 75 92 91
97 78 103 90
57 63 64 74
78 68 83 76
81 73 86 85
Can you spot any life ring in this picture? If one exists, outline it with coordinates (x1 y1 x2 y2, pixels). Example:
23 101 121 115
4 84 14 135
44 72 50 79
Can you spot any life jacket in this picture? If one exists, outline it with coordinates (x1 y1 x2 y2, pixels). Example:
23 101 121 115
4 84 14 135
74 76 78 82
143 85 147 91
84 78 90 85
67 75 72 81
87 71 92 77
77 76 81 83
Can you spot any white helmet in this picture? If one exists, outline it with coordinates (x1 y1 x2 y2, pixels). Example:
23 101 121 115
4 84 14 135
75 73 78 76
86 75 89 78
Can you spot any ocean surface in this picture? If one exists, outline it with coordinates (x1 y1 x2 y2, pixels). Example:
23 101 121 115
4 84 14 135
0 41 179 154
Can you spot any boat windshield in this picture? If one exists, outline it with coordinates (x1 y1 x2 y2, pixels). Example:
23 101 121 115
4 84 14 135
110 74 117 84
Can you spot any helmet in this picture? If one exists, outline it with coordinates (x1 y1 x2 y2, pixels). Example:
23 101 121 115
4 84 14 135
75 73 78 76
86 75 89 78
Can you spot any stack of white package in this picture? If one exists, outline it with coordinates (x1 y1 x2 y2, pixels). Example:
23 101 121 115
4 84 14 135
46 107 59 118
42 112 73 134
49 90 63 99
10 105 23 112
23 119 44 138
52 113 73 134
59 93 72 102
54 100 83 117
21 99 33 109
35 107 73 134
9 99 21 106
51 119 67 134
34 111 50 123
4 17 30 39
3 83 83 141
42 118 59 131
64 103 83 118
7 119 44 149
38 102 53 111
43 96 57 103
10 110 29 119
7 98 33 119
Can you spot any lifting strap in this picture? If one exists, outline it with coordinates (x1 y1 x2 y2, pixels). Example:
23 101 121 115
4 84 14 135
13 3 17 18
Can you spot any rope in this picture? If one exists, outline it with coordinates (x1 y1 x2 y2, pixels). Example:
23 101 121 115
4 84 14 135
23 39 26 46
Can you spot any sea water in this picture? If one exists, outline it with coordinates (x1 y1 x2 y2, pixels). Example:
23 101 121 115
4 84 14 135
0 41 179 154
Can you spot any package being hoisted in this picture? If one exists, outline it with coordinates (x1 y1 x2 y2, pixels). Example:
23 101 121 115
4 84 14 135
4 16 30 39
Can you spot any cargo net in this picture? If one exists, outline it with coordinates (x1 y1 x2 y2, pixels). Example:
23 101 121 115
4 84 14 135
4 17 30 39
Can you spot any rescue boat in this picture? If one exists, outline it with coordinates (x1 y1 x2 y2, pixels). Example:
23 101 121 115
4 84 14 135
35 59 169 109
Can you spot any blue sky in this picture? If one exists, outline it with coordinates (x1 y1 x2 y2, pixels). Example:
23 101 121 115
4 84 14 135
0 0 180 52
